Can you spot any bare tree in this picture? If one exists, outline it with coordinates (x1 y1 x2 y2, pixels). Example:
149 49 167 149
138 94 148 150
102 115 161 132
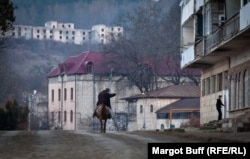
0 0 16 35
102 1 187 93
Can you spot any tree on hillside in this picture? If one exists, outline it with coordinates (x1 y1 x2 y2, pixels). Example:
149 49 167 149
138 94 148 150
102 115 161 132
0 99 28 130
0 0 16 36
101 1 197 93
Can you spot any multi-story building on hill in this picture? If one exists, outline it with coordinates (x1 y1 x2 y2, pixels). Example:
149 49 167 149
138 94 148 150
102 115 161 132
12 21 123 45
180 0 250 125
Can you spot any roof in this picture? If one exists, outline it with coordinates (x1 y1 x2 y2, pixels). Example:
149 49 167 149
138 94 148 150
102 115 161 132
156 98 200 114
47 51 200 78
122 85 200 100
47 51 113 77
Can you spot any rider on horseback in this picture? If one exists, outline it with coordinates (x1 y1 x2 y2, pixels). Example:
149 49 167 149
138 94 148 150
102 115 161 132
93 88 116 119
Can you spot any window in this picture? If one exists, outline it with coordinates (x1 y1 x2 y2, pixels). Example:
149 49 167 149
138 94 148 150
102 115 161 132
37 35 40 38
101 28 104 32
211 75 216 93
58 111 61 122
58 89 61 101
205 78 210 95
51 89 54 102
66 31 68 34
140 105 143 113
223 71 228 89
217 73 222 92
72 31 75 35
70 110 73 122
83 32 85 35
50 30 52 33
150 105 153 112
60 36 62 39
51 111 54 123
37 30 40 33
243 70 248 107
64 88 67 100
70 88 73 100
86 62 93 73
64 111 67 122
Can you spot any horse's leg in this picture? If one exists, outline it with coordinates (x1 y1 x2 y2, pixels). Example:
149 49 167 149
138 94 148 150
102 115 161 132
104 119 106 133
100 119 103 133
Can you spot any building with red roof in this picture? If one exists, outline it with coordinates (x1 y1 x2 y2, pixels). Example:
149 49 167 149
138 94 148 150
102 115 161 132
47 51 200 131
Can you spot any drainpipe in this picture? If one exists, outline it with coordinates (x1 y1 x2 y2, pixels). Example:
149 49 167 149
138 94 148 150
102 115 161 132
60 74 63 130
74 75 76 130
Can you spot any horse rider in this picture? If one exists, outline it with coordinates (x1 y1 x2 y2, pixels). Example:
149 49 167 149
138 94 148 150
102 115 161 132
93 88 116 119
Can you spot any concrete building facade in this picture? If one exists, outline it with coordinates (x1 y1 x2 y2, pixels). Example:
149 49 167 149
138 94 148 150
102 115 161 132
12 21 123 45
180 0 250 124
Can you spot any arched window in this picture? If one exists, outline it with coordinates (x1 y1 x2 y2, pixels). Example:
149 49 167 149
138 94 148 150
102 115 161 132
86 62 93 73
150 104 153 112
230 75 235 111
243 70 249 107
70 110 73 122
237 72 241 109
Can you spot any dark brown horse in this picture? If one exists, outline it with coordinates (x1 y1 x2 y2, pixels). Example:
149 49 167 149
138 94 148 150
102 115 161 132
95 104 110 133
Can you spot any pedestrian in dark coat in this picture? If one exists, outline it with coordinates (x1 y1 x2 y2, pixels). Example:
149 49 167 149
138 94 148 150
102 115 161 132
216 95 224 121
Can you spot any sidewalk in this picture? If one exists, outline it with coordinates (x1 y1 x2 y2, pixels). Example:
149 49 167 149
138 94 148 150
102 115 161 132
170 128 250 142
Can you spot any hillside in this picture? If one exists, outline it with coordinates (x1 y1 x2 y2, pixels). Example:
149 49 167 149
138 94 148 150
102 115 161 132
0 38 99 105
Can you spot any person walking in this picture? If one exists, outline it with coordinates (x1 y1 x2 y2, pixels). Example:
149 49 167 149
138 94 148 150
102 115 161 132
216 95 224 121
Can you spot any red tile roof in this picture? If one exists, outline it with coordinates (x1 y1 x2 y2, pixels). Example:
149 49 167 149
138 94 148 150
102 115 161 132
47 51 113 77
47 51 201 78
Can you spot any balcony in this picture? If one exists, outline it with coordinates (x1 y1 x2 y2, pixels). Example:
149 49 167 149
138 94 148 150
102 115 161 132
181 0 195 25
240 2 250 31
181 45 194 68
182 8 250 69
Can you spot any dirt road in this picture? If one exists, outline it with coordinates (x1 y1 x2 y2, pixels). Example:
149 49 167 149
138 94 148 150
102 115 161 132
0 130 208 159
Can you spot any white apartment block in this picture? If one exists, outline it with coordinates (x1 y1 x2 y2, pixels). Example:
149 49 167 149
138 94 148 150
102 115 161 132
180 0 250 124
12 21 123 45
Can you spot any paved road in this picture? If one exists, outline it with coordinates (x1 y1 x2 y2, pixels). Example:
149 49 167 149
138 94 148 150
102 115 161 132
0 130 203 159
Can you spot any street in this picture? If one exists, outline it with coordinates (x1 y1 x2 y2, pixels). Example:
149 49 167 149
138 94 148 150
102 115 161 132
0 130 204 159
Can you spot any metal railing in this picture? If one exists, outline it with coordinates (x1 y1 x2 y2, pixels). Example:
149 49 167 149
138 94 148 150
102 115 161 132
205 13 240 55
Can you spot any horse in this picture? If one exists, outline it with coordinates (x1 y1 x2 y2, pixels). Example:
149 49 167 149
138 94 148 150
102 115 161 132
95 104 111 133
